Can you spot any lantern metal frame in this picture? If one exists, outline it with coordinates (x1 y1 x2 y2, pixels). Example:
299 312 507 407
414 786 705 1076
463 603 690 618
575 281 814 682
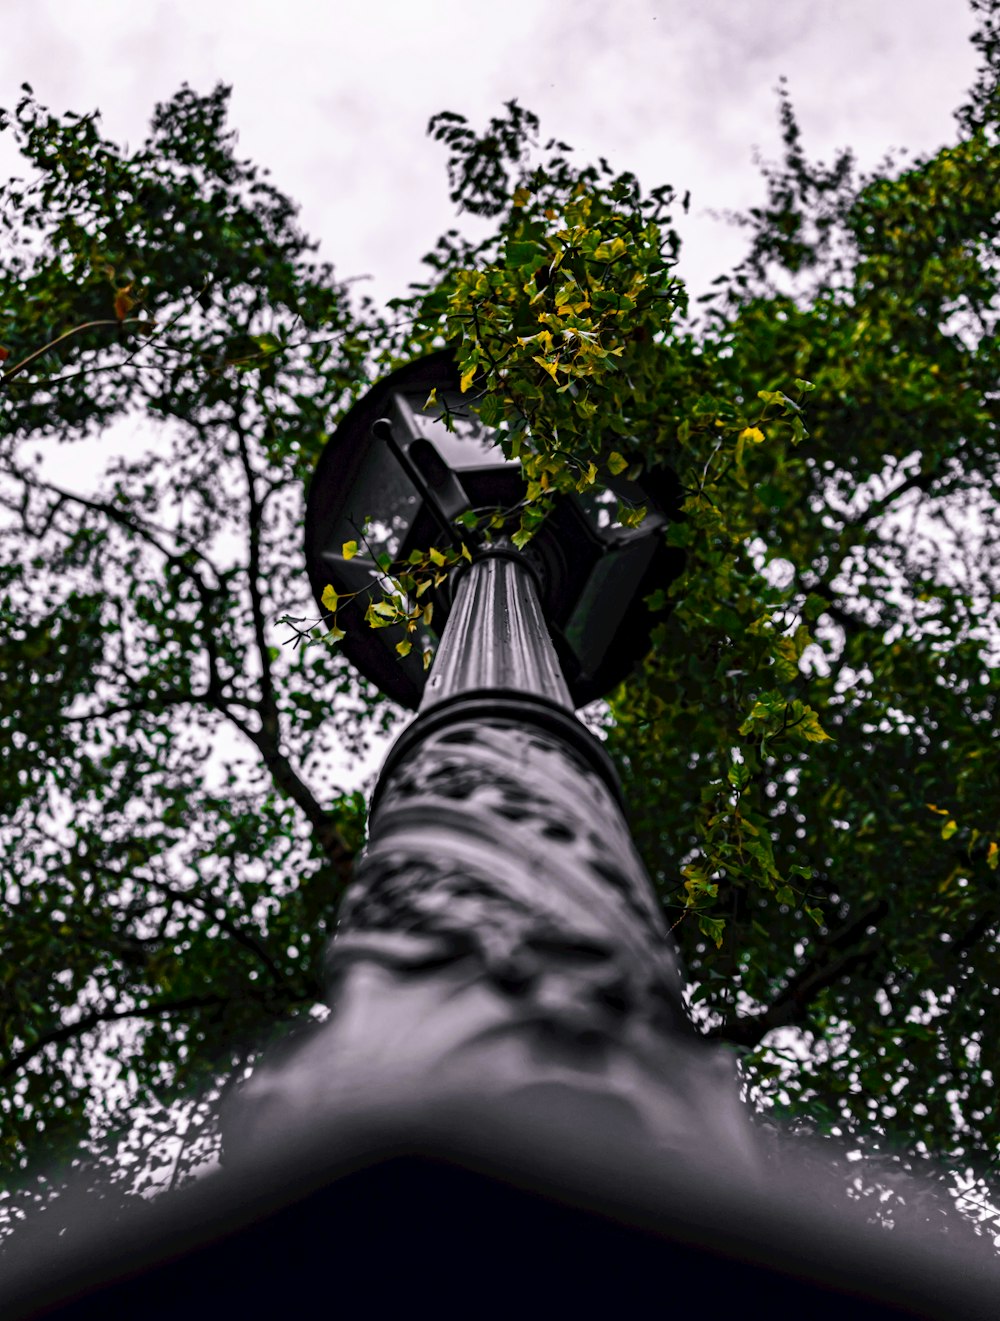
304 348 685 710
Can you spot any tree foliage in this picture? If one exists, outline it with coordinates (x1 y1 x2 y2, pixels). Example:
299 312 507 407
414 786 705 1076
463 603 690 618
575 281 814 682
2 0 998 1234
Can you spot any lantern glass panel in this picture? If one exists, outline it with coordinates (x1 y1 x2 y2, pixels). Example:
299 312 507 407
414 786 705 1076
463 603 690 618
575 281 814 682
340 441 420 563
395 389 516 474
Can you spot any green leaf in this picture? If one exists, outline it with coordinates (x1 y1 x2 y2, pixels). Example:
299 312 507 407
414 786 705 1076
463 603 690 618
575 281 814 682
727 760 750 791
802 593 828 622
697 915 726 949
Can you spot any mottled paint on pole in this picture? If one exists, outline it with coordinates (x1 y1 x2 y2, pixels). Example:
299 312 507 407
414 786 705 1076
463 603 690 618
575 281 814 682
229 546 756 1179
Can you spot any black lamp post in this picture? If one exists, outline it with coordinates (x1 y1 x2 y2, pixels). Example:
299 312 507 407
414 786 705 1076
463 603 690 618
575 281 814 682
276 347 758 1178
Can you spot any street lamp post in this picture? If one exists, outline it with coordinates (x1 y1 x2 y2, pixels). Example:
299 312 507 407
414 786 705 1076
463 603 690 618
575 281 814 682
226 348 757 1182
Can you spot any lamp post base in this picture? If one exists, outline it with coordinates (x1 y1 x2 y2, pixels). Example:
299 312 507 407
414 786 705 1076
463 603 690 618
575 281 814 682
3 1101 997 1320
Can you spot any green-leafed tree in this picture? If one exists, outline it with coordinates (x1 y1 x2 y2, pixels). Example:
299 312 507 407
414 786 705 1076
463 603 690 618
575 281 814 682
2 0 997 1238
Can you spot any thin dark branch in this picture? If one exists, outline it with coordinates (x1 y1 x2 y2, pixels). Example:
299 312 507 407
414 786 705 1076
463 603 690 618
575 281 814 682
1 996 228 1083
707 900 888 1048
60 689 260 724
233 407 275 722
229 404 354 880
857 468 940 527
12 470 224 585
1 318 155 383
16 470 257 740
155 879 285 986
243 735 355 879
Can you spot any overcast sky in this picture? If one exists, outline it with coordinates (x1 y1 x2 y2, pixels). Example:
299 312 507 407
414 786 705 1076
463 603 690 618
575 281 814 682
0 0 981 310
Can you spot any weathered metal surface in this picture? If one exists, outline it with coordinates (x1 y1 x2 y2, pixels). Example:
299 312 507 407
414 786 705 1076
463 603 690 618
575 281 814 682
227 546 757 1182
420 548 573 711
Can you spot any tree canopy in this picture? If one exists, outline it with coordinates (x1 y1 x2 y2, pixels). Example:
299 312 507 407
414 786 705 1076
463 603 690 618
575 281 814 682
1 0 998 1236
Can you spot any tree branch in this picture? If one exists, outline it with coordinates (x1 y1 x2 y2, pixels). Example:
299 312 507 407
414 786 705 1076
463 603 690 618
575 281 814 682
707 899 888 1048
0 318 156 383
60 688 259 724
795 465 945 633
13 469 259 740
1 995 228 1083
243 735 356 880
229 406 355 881
155 879 286 986
232 407 276 723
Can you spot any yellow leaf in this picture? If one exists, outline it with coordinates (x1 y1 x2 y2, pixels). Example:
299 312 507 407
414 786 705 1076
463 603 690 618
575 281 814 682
321 584 338 612
364 603 391 629
593 236 627 261
941 819 958 841
422 648 433 670
422 602 434 626
575 462 598 492
938 867 961 894
988 842 998 871
429 546 447 567
620 504 647 528
512 186 531 207
607 451 628 476
796 704 833 743
460 366 476 393
739 426 765 445
342 540 359 560
773 637 799 683
532 355 560 383
460 542 472 562
396 639 412 658
113 283 134 320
